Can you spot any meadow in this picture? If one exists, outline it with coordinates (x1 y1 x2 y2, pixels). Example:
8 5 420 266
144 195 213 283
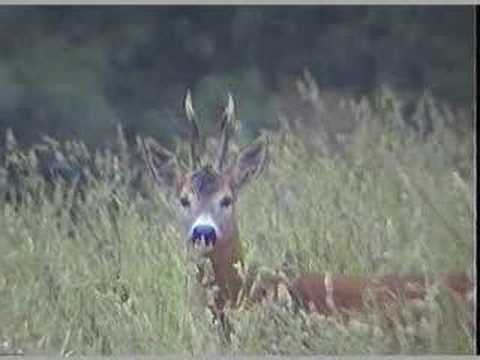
0 83 474 355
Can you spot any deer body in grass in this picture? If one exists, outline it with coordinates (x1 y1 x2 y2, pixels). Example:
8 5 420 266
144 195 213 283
142 91 473 328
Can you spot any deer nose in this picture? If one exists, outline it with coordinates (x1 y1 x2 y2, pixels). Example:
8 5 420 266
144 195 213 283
191 225 217 246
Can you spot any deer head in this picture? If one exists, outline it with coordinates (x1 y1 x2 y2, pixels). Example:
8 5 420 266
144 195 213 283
142 90 268 306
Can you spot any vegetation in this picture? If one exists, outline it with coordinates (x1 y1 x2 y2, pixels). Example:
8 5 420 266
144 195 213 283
0 81 474 355
0 6 474 147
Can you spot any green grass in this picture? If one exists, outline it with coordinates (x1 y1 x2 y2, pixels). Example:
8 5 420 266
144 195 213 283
0 91 474 355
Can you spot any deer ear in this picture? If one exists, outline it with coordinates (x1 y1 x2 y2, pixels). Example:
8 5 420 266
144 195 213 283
141 137 180 191
230 135 268 192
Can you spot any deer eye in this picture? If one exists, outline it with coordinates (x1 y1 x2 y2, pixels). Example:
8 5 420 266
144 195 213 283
180 196 191 208
220 196 232 208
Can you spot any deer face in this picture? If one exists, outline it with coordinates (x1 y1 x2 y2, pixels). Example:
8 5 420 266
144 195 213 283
176 165 235 250
142 91 267 254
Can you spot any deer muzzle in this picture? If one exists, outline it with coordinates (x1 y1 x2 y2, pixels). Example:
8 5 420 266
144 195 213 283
190 214 219 250
192 225 217 246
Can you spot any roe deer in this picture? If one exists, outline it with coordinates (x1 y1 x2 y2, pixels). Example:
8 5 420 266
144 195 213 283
141 91 474 336
141 91 268 322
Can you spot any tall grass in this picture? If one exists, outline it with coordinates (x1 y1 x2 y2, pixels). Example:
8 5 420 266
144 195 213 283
0 85 474 355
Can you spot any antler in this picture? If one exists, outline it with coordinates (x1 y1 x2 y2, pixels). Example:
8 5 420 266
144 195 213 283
185 89 201 170
216 93 237 171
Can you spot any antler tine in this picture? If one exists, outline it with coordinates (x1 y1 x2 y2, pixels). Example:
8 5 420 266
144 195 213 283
216 93 237 171
185 89 201 170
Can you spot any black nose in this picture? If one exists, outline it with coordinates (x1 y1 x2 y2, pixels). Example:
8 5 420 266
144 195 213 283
191 225 217 246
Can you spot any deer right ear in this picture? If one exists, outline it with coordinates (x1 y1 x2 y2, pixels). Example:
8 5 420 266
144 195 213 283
230 135 268 192
141 137 180 191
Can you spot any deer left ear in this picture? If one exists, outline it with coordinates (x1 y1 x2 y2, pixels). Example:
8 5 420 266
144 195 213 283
141 137 181 191
230 135 268 192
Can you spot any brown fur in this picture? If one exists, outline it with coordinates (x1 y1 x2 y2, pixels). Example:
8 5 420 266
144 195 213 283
289 272 472 316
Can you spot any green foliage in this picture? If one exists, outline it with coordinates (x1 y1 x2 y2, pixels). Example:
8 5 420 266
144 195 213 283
0 6 473 147
0 91 474 355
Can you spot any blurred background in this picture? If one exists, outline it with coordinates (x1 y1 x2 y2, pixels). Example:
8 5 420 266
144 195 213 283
0 6 474 149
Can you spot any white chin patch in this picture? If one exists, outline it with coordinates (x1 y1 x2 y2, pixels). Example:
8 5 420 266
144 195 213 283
192 238 214 254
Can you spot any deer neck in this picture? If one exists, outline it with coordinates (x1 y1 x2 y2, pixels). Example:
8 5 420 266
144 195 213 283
208 224 244 308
